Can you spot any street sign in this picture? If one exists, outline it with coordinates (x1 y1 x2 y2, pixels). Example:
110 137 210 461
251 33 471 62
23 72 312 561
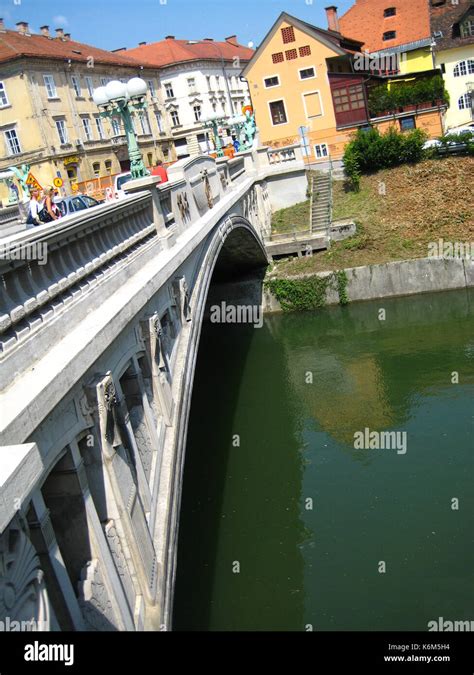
25 172 42 191
53 177 63 188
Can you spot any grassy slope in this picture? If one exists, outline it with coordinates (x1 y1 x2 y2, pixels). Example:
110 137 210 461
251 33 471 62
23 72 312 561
270 156 474 276
271 200 310 234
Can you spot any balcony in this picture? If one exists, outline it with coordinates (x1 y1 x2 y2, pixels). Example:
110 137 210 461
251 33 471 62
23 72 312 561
329 71 449 130
366 73 449 119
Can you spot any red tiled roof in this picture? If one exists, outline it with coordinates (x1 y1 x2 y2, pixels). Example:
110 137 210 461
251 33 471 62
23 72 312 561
430 0 474 51
339 0 432 52
0 29 155 67
126 38 254 68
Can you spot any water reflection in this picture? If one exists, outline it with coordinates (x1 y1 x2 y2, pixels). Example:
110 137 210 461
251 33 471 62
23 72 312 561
174 289 474 631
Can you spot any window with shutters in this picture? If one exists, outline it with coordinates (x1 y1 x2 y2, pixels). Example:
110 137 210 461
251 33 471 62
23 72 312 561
303 91 322 118
281 26 295 44
285 49 298 60
272 52 284 64
269 99 288 125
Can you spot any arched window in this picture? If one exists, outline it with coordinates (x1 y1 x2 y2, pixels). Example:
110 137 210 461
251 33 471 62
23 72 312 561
453 59 474 77
458 93 471 110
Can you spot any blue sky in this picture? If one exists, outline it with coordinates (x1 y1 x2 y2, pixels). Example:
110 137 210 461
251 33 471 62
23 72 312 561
0 0 353 51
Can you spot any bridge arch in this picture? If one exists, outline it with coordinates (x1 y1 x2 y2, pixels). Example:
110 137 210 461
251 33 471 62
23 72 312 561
161 214 268 624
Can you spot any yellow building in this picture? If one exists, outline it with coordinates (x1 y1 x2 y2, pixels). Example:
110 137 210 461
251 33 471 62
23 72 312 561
241 11 367 162
430 0 474 130
0 20 175 204
242 11 445 165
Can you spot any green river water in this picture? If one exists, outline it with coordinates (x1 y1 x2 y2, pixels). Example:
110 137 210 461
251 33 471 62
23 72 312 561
173 288 474 631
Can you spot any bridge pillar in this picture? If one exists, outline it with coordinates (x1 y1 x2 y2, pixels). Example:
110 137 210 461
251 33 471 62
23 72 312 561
123 175 166 236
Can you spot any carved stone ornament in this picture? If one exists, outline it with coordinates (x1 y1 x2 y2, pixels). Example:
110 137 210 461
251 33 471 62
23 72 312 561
172 277 192 324
78 558 119 631
201 169 214 210
176 192 190 221
97 373 123 459
0 520 52 631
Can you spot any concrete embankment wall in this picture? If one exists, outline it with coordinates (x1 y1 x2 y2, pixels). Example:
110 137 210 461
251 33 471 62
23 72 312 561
263 257 474 313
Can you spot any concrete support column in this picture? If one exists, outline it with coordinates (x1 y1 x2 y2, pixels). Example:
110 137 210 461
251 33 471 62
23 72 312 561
29 491 86 631
124 175 166 236
68 440 138 631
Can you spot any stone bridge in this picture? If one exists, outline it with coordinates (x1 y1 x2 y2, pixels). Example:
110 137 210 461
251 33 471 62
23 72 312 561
0 145 306 631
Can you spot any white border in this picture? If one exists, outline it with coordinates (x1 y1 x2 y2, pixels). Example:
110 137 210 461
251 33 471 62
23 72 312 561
267 97 289 127
302 90 324 120
298 65 317 81
263 74 281 89
313 142 329 160
0 81 10 108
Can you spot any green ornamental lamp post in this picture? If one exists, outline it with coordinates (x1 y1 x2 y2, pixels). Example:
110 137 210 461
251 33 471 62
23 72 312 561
92 78 149 179
203 113 227 158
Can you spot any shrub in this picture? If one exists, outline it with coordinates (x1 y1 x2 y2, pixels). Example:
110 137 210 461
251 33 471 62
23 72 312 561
343 145 362 191
343 127 428 176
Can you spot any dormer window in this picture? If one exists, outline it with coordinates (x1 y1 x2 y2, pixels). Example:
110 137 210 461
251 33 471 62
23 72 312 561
384 7 396 17
383 30 397 41
460 19 474 38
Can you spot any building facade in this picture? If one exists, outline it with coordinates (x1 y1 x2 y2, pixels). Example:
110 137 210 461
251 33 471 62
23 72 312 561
242 11 445 165
430 0 474 129
0 20 175 202
125 36 253 158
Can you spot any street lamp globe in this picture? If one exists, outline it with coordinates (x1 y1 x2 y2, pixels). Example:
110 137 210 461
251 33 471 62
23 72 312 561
105 80 128 102
92 86 109 106
126 77 148 99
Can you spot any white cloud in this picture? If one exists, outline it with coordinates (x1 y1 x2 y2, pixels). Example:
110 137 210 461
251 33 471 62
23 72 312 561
53 15 69 27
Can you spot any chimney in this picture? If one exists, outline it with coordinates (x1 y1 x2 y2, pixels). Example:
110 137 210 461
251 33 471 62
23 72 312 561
165 35 175 40
55 27 65 39
225 35 239 46
16 21 30 35
325 6 340 32
64 33 71 41
139 41 146 46
40 25 50 37
204 38 214 42
0 18 5 32
112 47 127 52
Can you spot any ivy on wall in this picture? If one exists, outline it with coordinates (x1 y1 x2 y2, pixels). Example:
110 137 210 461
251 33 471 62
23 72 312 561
265 270 349 312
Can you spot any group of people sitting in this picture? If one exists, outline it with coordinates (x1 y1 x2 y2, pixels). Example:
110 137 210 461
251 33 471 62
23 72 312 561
26 187 61 227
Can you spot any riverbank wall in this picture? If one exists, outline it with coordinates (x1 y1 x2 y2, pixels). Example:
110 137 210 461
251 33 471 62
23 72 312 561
262 256 474 313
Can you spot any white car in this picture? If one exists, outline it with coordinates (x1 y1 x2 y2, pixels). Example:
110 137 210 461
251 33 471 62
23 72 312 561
112 172 133 200
423 139 443 149
446 123 474 136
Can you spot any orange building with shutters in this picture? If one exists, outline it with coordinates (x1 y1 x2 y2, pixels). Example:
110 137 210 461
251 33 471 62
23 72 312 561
242 10 445 165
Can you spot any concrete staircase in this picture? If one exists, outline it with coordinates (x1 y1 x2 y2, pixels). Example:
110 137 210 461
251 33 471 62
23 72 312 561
310 172 332 237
